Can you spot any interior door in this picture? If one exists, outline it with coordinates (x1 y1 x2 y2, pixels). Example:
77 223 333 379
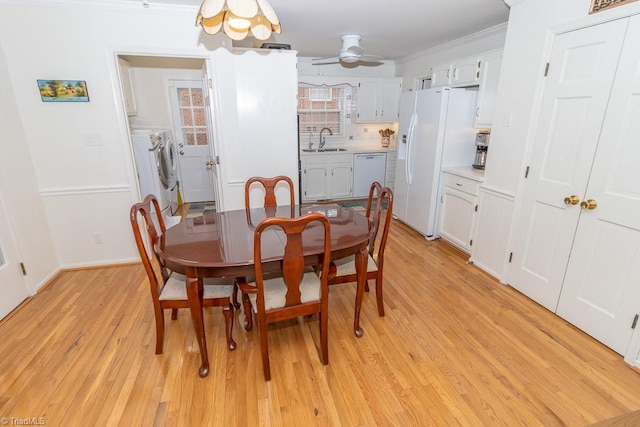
0 191 30 320
556 16 640 355
168 78 215 204
508 19 628 311
201 63 222 208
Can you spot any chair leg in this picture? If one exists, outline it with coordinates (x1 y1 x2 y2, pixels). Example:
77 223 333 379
154 307 165 354
222 302 237 350
242 293 254 331
232 280 241 309
258 318 271 381
171 308 178 320
364 281 370 292
319 310 328 365
375 273 385 317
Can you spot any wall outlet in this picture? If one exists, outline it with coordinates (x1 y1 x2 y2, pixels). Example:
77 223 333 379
93 232 103 244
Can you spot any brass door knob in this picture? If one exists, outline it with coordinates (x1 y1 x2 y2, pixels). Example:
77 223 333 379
580 199 598 210
564 195 580 205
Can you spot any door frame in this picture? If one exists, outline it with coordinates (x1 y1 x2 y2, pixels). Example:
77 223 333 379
111 48 223 209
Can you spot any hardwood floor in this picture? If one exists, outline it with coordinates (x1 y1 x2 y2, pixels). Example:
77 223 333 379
2 217 640 425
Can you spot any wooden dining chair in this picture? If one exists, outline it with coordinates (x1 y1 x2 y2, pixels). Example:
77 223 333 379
328 182 393 317
238 175 296 307
237 213 331 381
130 194 236 354
244 175 295 209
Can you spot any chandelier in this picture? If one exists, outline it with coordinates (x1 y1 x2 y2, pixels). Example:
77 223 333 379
196 0 281 41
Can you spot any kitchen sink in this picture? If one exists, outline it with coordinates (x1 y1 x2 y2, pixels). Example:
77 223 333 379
301 148 348 152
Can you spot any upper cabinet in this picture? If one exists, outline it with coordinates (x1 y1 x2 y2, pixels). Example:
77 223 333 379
474 50 503 128
431 56 480 88
117 57 137 116
356 78 402 123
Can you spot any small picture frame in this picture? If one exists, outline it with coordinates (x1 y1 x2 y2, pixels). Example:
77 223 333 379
590 0 638 14
37 80 89 102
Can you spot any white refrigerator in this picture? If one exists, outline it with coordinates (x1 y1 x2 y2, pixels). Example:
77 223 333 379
393 87 478 239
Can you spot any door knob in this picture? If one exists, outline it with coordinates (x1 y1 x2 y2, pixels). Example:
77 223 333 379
580 199 598 210
179 150 184 155
564 195 580 205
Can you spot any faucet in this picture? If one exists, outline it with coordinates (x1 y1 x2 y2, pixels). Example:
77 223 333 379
319 127 333 150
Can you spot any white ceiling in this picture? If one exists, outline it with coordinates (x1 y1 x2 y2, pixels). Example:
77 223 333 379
133 0 511 60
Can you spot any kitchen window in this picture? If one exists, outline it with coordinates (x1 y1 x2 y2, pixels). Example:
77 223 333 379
298 84 350 137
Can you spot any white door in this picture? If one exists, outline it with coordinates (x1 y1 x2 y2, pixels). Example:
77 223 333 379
168 78 216 204
508 19 628 311
0 192 30 319
556 16 640 355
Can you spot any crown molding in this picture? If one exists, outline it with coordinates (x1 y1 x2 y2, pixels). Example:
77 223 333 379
0 0 197 14
504 0 526 6
396 22 508 64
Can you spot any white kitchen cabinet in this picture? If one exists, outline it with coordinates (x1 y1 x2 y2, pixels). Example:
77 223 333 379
356 78 402 123
117 57 137 116
474 50 503 128
438 169 483 254
431 56 480 88
302 153 353 201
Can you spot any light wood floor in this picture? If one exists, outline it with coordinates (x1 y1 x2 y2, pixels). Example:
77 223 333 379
2 217 640 426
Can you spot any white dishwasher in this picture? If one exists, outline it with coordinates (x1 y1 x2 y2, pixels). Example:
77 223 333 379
352 153 387 197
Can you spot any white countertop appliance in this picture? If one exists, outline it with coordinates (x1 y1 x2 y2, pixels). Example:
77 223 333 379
473 130 490 170
393 87 478 239
131 129 178 217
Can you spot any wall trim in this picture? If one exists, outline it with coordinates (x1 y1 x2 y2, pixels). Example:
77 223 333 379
40 185 130 197
0 0 196 13
396 22 509 65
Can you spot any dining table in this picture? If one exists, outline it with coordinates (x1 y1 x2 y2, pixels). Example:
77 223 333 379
155 204 372 377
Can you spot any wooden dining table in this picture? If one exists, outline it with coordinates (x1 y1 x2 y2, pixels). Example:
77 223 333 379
155 204 372 377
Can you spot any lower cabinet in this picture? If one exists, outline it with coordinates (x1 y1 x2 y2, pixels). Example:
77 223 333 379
438 170 482 254
302 154 353 201
385 150 397 189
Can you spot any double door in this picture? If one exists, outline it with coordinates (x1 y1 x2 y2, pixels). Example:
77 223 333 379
510 16 640 356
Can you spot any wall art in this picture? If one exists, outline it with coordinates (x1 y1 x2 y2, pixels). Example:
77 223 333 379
37 80 89 102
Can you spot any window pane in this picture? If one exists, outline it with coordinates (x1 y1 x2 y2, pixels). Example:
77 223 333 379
297 85 346 137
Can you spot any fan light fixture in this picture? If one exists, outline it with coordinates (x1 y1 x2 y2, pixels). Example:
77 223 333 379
195 0 281 41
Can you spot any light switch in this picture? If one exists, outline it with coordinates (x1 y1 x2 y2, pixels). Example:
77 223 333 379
502 112 513 128
83 133 104 146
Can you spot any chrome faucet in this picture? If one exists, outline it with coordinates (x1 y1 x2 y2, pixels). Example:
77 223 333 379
319 127 333 150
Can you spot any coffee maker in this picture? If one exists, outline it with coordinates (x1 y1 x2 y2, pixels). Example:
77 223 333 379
473 131 490 170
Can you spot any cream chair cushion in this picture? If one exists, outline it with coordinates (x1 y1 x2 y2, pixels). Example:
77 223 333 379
333 253 378 277
248 271 321 311
159 273 234 301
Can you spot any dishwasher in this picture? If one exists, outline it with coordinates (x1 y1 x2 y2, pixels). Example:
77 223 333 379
352 153 387 197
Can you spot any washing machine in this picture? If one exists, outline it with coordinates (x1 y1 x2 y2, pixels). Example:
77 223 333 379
131 129 178 220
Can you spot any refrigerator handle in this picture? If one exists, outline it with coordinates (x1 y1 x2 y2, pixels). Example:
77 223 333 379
406 114 417 185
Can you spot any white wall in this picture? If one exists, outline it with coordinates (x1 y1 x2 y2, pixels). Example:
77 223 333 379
0 2 228 268
0 43 58 292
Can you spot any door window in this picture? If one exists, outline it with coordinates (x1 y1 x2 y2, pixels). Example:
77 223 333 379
175 85 208 146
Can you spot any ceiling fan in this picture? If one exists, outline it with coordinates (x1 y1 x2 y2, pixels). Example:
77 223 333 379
312 34 383 66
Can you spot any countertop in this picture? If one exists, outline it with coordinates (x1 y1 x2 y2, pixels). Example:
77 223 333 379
442 166 485 182
300 145 397 155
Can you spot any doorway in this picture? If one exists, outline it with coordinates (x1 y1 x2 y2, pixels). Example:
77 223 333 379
116 55 219 206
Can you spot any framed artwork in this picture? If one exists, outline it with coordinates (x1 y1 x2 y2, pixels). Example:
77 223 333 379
590 0 638 13
37 80 89 102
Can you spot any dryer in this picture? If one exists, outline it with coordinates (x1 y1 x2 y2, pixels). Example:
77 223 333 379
131 129 178 216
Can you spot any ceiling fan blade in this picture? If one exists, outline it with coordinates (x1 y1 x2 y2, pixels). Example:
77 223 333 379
360 54 383 62
345 45 364 55
312 61 341 65
311 57 340 65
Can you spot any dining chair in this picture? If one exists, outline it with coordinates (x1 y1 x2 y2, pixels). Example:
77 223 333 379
328 182 393 317
238 175 296 307
130 194 236 354
237 213 331 381
244 175 295 209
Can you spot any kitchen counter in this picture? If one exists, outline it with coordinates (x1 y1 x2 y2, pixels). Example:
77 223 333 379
300 145 397 155
442 166 485 181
